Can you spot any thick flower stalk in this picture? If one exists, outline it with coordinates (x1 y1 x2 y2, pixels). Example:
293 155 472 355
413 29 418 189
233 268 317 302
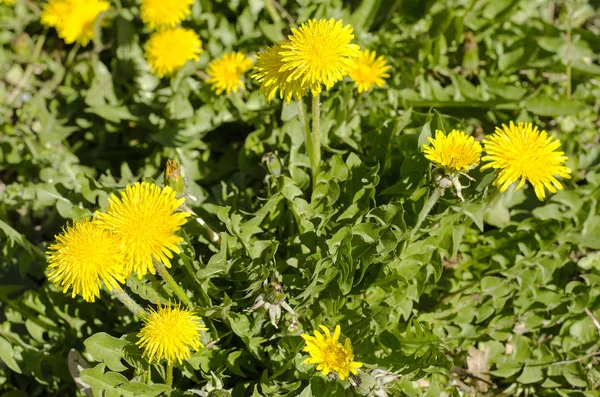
481 121 572 200
252 43 307 104
95 182 190 278
41 0 110 46
206 52 254 95
140 0 194 31
302 325 362 380
46 219 127 302
137 304 207 365
145 28 203 78
348 49 391 93
279 18 361 95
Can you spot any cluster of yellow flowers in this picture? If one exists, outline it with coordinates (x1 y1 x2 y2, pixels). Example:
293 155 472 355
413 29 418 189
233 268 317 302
252 18 391 103
423 122 572 200
35 0 391 98
46 181 207 364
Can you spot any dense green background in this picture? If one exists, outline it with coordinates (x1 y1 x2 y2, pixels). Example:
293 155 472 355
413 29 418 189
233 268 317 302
1 0 600 395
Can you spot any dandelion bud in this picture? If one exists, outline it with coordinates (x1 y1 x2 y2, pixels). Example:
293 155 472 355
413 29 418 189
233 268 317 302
266 282 286 304
207 391 231 397
261 152 282 177
165 159 185 196
462 32 479 76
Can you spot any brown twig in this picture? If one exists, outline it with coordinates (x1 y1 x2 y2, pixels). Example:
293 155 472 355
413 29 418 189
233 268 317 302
585 307 600 338
269 0 297 28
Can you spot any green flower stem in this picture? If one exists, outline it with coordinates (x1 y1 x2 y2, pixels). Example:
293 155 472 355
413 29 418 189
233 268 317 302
297 99 317 184
410 187 442 240
154 260 193 307
165 363 173 387
112 288 147 317
311 93 322 185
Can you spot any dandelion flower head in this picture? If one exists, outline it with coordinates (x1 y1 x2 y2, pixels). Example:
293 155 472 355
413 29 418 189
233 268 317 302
95 181 190 278
348 49 391 93
41 0 71 28
42 0 110 46
423 129 482 174
140 0 194 31
302 325 362 380
46 219 127 302
206 52 253 95
279 18 360 96
144 27 202 78
481 121 571 200
137 304 207 365
252 43 307 104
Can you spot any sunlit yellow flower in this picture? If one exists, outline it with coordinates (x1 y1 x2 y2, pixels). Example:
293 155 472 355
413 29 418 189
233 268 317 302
144 28 202 78
41 0 71 27
96 182 190 278
206 52 253 95
279 18 360 96
302 325 362 380
348 49 391 93
140 0 194 31
137 304 207 365
252 43 308 103
423 129 482 174
0 0 16 5
54 0 110 46
481 121 572 200
46 219 127 302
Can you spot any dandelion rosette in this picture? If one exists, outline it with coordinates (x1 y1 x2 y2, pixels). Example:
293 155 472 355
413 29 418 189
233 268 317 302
481 121 572 200
279 18 361 96
46 219 127 302
137 304 207 365
95 181 190 278
206 52 254 95
252 43 307 103
348 49 391 93
140 0 194 31
144 27 202 78
301 325 362 380
42 0 110 46
423 129 482 174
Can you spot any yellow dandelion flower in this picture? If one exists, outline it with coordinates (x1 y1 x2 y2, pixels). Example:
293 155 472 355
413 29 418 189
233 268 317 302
54 0 110 46
206 52 253 95
145 28 203 78
41 0 71 28
423 129 482 174
252 43 308 104
95 182 190 278
279 18 361 96
348 49 391 93
481 121 572 200
46 219 127 302
137 304 207 365
302 325 362 380
140 0 194 31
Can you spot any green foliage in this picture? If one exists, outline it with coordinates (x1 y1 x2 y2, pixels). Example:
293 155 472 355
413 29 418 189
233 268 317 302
1 0 600 396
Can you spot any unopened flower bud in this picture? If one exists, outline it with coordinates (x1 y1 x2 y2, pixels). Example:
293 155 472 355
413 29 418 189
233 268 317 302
261 152 282 177
165 159 185 196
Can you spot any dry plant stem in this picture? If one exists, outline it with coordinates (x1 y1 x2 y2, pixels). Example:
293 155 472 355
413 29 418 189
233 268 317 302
311 93 322 187
165 363 173 387
264 0 281 23
585 307 600 338
410 187 442 239
112 288 147 317
154 260 193 307
269 0 297 27
195 71 210 81
181 204 220 247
